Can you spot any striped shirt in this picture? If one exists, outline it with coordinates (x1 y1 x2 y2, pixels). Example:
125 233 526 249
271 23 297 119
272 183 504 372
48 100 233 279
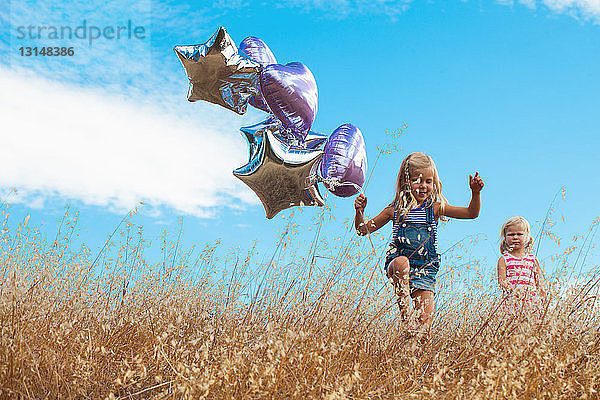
502 253 538 292
392 205 438 250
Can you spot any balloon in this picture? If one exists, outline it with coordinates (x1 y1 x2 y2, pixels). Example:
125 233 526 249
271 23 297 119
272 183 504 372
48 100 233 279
239 37 277 112
174 27 261 114
260 62 318 142
234 119 324 219
238 116 327 150
319 124 367 197
304 131 328 150
239 37 277 65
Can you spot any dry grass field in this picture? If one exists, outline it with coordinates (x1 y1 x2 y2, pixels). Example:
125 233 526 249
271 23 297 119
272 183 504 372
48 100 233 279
1 205 599 399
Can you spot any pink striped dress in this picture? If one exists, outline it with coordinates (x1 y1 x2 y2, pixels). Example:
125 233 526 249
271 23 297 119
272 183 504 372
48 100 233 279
502 253 542 313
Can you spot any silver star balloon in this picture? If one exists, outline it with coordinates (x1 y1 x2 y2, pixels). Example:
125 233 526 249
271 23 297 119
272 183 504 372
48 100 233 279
304 130 328 150
234 118 325 219
174 27 261 114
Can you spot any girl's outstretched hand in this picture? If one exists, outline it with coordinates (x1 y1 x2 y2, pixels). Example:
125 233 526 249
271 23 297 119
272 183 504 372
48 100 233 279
469 172 484 193
355 194 367 213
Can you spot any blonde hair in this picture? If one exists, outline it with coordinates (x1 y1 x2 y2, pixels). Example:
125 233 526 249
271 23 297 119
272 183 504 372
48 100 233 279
499 216 535 254
391 152 448 219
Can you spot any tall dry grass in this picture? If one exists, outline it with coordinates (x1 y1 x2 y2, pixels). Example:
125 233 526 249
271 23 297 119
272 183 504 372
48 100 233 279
1 203 599 399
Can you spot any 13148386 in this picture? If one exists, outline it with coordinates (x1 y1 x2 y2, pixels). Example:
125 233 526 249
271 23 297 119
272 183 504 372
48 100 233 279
19 46 74 56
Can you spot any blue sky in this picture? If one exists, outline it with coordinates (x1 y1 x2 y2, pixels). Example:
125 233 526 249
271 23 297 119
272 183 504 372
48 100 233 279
1 0 599 287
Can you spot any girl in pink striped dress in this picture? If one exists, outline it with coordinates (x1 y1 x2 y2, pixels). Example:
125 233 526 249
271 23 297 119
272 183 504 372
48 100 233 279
496 216 547 315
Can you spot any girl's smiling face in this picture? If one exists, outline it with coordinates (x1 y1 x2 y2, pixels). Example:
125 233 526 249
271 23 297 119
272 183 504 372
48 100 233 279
505 224 527 251
410 168 434 204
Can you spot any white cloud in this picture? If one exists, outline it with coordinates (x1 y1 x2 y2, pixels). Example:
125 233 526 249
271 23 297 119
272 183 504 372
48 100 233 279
275 0 599 21
498 0 600 21
278 0 600 22
279 0 413 18
0 66 261 218
543 0 600 18
519 0 537 8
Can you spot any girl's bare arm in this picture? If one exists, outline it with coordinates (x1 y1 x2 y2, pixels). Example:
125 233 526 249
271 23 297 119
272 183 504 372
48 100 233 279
439 172 484 220
354 194 393 235
497 256 511 293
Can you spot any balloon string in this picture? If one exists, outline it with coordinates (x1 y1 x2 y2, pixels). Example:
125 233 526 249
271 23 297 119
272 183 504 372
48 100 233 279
318 178 375 254
318 146 382 195
362 149 383 197
317 149 384 255
319 178 362 192
358 207 376 255
358 149 384 255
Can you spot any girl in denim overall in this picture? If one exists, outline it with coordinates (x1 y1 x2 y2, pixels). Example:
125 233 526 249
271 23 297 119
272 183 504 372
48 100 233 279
354 152 484 332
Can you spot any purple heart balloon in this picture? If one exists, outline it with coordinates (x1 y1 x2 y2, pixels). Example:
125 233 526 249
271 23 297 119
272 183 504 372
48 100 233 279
239 37 277 65
319 124 367 197
260 62 318 142
239 37 277 112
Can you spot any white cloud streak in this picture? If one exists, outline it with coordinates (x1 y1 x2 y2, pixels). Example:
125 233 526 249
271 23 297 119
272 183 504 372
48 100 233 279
498 0 600 21
0 66 260 218
278 0 413 19
277 0 600 21
541 0 600 18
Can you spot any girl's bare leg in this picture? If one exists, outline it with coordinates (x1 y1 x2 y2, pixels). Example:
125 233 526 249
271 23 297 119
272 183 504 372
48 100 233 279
387 256 411 321
411 289 434 331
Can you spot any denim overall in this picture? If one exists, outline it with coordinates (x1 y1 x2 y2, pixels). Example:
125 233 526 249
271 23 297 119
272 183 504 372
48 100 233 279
384 202 440 293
